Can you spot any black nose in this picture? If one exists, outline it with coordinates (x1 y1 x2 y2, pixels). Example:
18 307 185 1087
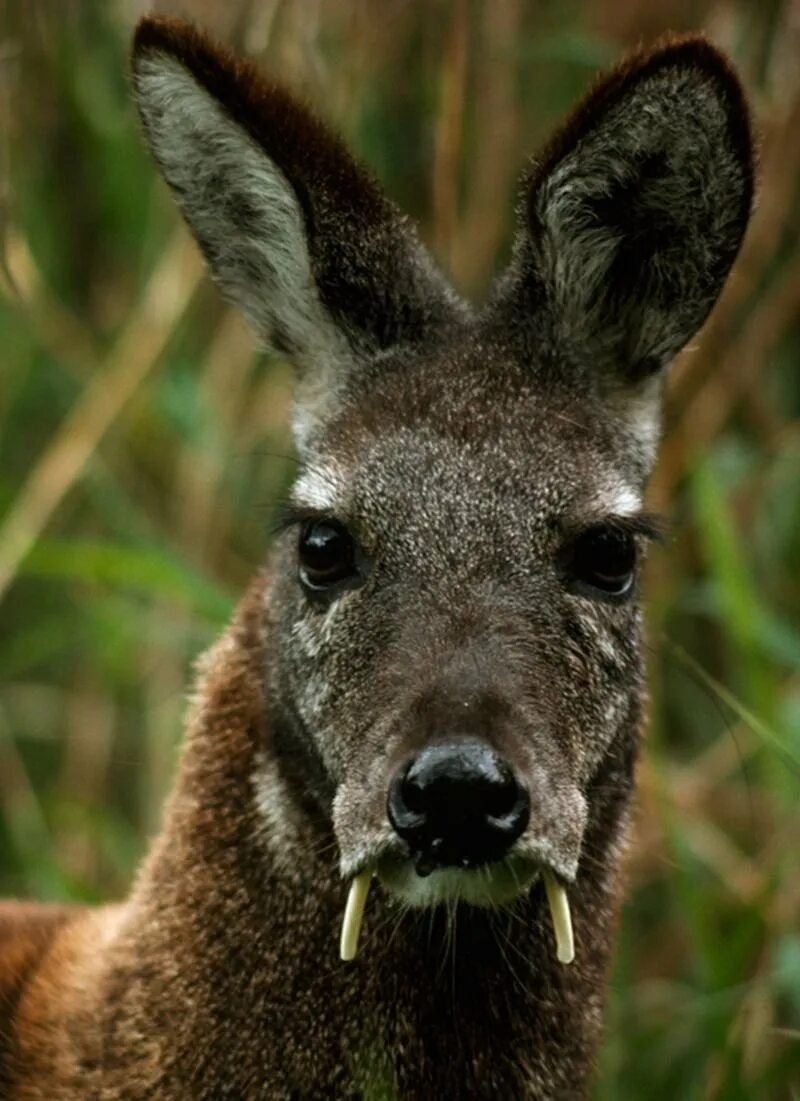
387 742 529 873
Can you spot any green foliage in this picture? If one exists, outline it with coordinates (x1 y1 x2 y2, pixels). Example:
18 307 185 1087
1 1 798 1096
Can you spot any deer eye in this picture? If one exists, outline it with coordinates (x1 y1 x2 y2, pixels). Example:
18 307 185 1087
298 520 357 590
563 526 637 599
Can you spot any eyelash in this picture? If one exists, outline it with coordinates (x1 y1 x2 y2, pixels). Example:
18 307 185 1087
580 512 668 544
270 502 327 537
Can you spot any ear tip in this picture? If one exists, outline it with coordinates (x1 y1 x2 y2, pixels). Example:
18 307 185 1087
659 34 756 206
525 31 755 212
601 32 753 132
633 30 730 66
625 34 751 126
633 32 755 169
132 15 195 60
129 15 263 129
129 14 292 129
131 15 234 85
627 32 752 118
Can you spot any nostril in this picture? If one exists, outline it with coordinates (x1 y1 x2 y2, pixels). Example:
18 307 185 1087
387 770 426 835
489 783 530 843
482 764 522 820
400 769 426 815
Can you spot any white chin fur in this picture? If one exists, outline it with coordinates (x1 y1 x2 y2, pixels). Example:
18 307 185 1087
376 859 537 909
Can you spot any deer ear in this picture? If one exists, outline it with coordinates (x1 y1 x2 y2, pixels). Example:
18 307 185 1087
494 36 754 385
131 18 459 444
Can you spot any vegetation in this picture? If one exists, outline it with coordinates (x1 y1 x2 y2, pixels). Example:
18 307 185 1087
1 1 798 1096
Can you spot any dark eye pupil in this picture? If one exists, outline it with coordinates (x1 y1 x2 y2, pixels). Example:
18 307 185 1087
570 527 636 596
299 521 355 587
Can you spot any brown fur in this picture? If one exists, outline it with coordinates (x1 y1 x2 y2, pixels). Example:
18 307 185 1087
0 580 630 1097
0 904 82 1095
0 18 753 1099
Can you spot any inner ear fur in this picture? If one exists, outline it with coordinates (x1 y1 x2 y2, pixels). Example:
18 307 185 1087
132 17 460 355
501 34 755 379
527 35 753 228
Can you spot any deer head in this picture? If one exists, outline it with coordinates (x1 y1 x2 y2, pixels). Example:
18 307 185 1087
132 20 752 964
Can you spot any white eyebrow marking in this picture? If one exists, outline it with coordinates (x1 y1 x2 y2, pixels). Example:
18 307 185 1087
601 483 642 516
291 465 347 512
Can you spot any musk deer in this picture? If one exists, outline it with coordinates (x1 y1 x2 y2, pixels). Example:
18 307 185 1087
0 17 753 1100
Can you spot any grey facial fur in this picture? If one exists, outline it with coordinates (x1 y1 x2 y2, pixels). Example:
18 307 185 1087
271 346 646 898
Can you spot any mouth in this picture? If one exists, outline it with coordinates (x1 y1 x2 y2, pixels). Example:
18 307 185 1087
339 851 575 967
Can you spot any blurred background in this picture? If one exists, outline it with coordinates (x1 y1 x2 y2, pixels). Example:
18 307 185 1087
1 0 799 1096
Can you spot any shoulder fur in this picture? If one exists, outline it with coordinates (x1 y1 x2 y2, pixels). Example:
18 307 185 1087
0 903 82 1094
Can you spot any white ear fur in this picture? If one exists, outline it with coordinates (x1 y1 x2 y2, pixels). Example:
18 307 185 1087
134 52 349 447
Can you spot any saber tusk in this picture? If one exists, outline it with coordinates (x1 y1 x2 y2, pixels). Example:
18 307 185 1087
340 871 372 961
542 870 575 965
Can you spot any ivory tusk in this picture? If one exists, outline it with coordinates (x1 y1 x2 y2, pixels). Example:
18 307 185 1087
542 869 575 965
340 871 372 961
